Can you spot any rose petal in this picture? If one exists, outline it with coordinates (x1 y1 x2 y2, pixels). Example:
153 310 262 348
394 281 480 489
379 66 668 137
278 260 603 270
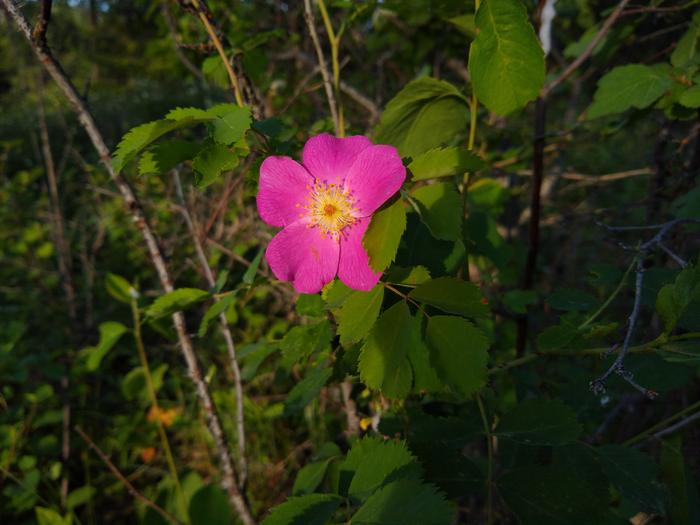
338 217 381 291
344 145 406 217
266 220 340 294
302 134 373 185
257 156 314 228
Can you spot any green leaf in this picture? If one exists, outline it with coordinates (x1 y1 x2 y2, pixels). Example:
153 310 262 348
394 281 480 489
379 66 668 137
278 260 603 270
164 107 211 121
322 279 355 308
292 454 339 496
656 264 700 334
261 494 342 525
343 437 422 501
211 106 252 145
587 64 672 119
672 12 700 67
283 364 332 415
280 320 332 367
112 119 184 172
198 293 236 338
145 288 211 320
497 398 582 445
359 302 415 398
409 146 485 181
351 479 454 525
138 140 201 175
337 285 385 347
35 507 70 525
468 0 545 115
661 436 700 525
425 316 489 397
503 289 537 314
499 465 610 525
409 277 488 318
105 272 137 303
363 199 407 271
121 364 167 402
66 486 95 510
189 485 231 525
680 85 700 108
384 265 431 286
598 445 666 513
243 246 264 285
411 183 462 241
84 321 127 371
374 77 469 157
296 294 325 317
192 144 239 188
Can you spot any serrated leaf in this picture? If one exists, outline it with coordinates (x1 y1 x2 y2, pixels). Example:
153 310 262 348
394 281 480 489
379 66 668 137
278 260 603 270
363 199 407 271
280 320 332 367
656 264 700 334
409 146 485 180
384 265 431 286
261 493 342 525
587 64 672 119
680 85 700 108
598 445 666 513
337 285 384 347
425 316 489 397
192 144 239 188
359 302 415 398
351 479 454 525
165 107 211 121
497 398 582 445
283 364 332 415
409 277 488 318
84 321 127 371
145 288 210 319
296 294 325 317
411 183 462 241
112 119 184 172
343 437 422 501
138 140 201 175
374 77 469 157
198 293 236 338
105 272 137 303
468 0 545 115
322 279 354 308
292 455 339 496
211 106 252 145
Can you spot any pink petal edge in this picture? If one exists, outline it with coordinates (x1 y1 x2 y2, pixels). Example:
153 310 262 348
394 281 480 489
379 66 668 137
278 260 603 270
344 144 406 217
265 220 340 294
256 156 314 228
338 217 381 291
301 134 373 185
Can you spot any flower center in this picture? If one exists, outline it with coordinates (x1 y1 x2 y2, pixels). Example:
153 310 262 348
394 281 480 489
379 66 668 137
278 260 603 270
300 181 357 239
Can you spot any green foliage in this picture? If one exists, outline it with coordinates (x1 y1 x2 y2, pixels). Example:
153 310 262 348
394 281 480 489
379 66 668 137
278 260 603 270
408 146 485 181
105 273 138 304
192 144 240 188
424 316 489 397
82 321 127 371
409 277 488 318
496 398 582 445
587 64 672 119
656 264 700 334
260 494 342 525
374 77 469 157
469 0 545 115
145 288 211 320
411 182 463 241
336 285 384 347
363 199 407 271
189 485 231 525
138 140 202 176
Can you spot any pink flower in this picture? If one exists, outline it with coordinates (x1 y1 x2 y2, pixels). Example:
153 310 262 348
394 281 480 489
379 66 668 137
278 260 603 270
257 134 406 293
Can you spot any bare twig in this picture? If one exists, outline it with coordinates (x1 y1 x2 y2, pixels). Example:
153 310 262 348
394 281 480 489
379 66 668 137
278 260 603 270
651 409 700 440
1 3 255 522
340 381 360 436
303 0 340 135
171 171 248 487
542 0 632 97
160 2 205 81
31 0 52 47
590 219 699 397
75 426 184 525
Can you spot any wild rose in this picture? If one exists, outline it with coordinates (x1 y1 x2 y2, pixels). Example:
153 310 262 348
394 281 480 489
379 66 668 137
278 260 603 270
256 134 406 293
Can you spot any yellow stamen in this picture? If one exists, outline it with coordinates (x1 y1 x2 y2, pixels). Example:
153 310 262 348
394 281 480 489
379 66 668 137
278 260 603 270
300 180 357 239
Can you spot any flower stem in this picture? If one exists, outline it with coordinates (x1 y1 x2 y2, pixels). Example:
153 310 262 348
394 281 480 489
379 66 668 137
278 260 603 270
130 299 189 524
317 0 344 136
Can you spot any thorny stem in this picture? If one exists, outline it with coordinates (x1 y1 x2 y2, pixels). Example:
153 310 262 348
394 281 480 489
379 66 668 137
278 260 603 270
192 0 244 107
75 426 185 525
0 3 255 521
131 299 189 523
317 0 344 136
172 171 248 487
475 393 493 525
